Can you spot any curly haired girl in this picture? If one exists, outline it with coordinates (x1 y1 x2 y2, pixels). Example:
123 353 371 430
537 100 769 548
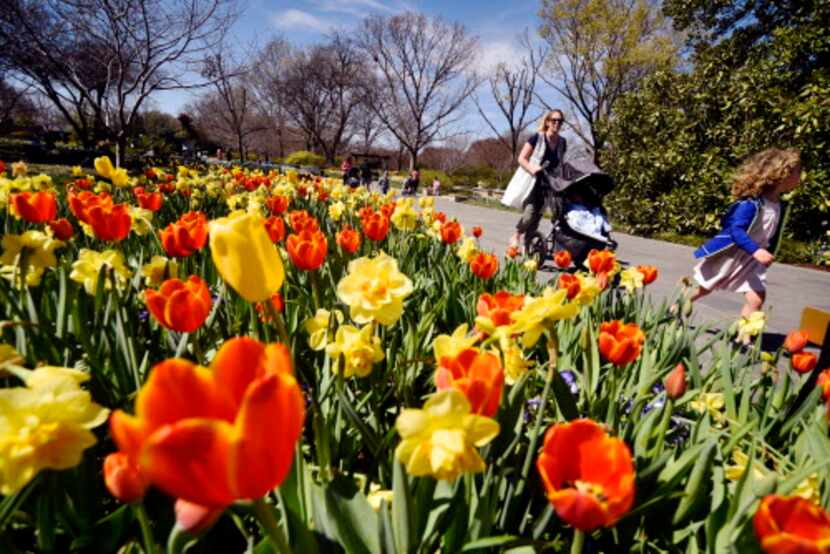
688 148 802 318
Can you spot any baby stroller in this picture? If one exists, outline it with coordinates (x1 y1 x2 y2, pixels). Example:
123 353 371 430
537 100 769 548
524 155 617 268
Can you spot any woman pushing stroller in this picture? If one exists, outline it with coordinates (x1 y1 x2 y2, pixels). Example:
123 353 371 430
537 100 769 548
508 110 568 250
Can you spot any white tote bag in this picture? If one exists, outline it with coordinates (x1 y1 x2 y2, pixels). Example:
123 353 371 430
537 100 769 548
501 134 546 208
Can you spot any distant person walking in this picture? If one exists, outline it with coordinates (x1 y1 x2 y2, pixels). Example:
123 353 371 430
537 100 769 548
379 170 390 194
508 110 568 251
360 161 373 189
687 148 802 318
432 176 441 196
403 169 420 196
341 156 353 181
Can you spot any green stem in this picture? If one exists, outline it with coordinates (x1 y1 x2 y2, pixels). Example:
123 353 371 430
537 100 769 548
273 310 291 346
134 503 158 554
570 529 585 554
309 271 321 311
252 497 293 554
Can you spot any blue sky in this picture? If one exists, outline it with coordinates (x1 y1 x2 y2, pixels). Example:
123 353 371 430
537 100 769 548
150 0 563 140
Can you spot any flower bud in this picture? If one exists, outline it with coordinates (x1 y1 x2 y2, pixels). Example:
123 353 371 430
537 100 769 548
174 499 222 536
103 452 147 503
664 363 687 400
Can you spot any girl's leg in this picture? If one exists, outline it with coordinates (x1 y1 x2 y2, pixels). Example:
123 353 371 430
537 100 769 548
741 289 766 317
688 285 711 303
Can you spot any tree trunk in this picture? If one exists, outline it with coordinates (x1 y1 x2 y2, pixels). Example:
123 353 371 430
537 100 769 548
115 135 127 168
238 133 245 162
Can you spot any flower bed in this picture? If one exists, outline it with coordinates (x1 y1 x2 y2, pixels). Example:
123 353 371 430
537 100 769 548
0 158 828 553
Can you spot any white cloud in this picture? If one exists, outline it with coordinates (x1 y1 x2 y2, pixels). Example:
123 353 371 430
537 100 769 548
271 9 333 32
472 40 525 75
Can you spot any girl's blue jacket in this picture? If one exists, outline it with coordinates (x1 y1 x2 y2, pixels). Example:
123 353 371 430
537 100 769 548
693 198 763 259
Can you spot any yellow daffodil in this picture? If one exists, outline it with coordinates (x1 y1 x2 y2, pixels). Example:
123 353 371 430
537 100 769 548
509 288 579 348
690 392 726 424
503 342 533 385
11 161 28 177
326 324 385 378
128 206 154 236
328 201 346 221
619 267 645 292
395 390 499 481
736 311 766 344
336 252 413 326
456 237 477 262
304 308 343 351
724 449 767 482
140 256 179 287
391 203 418 231
572 273 602 305
71 166 84 177
523 259 538 273
793 473 821 505
418 196 434 209
433 324 478 362
0 231 64 287
366 484 394 512
31 174 52 190
0 366 109 494
209 211 284 302
69 249 132 295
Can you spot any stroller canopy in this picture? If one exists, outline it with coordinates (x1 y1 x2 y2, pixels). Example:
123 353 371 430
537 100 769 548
549 154 615 198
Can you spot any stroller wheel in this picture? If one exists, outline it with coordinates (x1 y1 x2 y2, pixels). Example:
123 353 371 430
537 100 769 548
524 231 547 267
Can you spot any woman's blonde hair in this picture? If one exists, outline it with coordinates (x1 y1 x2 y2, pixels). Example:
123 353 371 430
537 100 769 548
537 110 565 132
731 148 801 199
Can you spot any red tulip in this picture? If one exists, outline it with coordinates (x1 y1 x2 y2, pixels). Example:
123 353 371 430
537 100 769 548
264 216 286 243
554 250 572 269
103 452 148 503
435 348 504 417
145 275 212 333
784 330 810 354
505 245 519 258
288 210 318 233
86 203 132 241
476 291 525 328
587 249 616 276
266 195 290 215
336 225 361 254
792 351 817 374
136 190 163 212
754 495 830 553
598 320 645 366
161 211 208 257
109 337 305 507
636 265 658 285
286 229 328 271
68 191 112 223
256 293 285 323
440 221 463 244
10 191 57 223
537 419 635 532
558 274 581 300
48 218 74 240
472 226 483 238
362 212 389 242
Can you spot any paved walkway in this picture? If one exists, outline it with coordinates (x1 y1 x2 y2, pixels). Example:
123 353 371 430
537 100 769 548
434 197 830 338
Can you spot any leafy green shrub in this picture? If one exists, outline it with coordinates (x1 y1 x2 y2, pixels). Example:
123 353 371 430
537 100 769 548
284 150 325 167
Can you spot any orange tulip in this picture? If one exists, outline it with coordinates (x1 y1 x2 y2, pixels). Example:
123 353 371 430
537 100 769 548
598 320 645 366
664 363 686 399
554 250 572 269
440 220 463 244
818 370 830 417
362 212 389 242
86 203 132 241
109 337 305 507
435 348 504 417
784 330 810 354
336 225 361 254
357 206 374 222
434 211 447 224
266 195 290 215
286 229 328 271
558 274 581 300
103 452 148 503
792 352 817 374
145 275 212 333
264 216 286 243
161 211 208 257
288 210 318 233
68 191 112 223
472 226 483 238
255 293 285 323
505 245 519 258
10 191 57 223
48 218 74 240
476 291 525 328
470 252 499 280
636 265 658 284
0 160 5 175
753 495 830 554
537 419 635 532
587 249 616 276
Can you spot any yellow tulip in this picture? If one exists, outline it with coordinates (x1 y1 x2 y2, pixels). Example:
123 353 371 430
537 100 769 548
395 390 499 481
0 366 109 494
94 156 114 179
209 211 284 302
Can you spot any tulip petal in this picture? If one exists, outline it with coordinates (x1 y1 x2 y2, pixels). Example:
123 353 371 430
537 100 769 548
232 373 305 499
141 419 236 507
549 489 608 532
110 410 144 459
